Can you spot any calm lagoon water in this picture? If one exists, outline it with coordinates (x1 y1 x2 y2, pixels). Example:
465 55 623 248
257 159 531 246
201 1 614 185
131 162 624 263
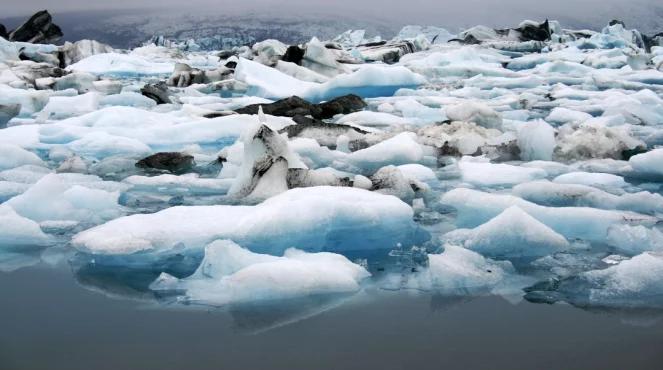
1 262 663 370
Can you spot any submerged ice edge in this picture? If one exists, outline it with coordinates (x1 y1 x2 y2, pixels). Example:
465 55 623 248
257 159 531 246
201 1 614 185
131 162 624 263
1 12 663 314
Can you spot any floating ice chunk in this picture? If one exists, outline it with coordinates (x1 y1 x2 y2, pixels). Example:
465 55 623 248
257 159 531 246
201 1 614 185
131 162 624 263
555 121 644 161
440 188 655 242
513 180 663 214
392 98 446 124
333 29 367 48
397 164 436 182
274 61 330 83
67 53 175 76
302 38 350 77
235 58 425 102
151 240 370 305
6 173 123 224
124 174 233 195
607 225 663 255
72 186 418 256
406 245 528 295
520 161 571 177
0 85 49 117
545 107 593 126
0 144 45 171
229 121 304 199
67 132 152 160
336 111 410 127
0 205 51 248
629 149 663 178
579 252 663 308
100 92 157 109
417 121 505 156
553 171 627 189
445 101 502 129
396 25 455 44
458 156 547 187
37 92 100 121
517 120 556 161
0 165 51 184
0 37 20 61
370 165 416 203
443 206 569 258
0 181 30 202
347 132 424 173
252 39 287 66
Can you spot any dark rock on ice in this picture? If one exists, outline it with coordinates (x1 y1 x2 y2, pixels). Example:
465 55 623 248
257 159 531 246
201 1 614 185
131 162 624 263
136 152 195 174
357 40 417 64
280 115 368 149
224 60 237 69
516 19 551 42
317 94 367 119
281 45 305 65
235 94 366 119
8 10 63 44
0 24 7 39
203 111 237 119
0 104 21 129
236 96 321 117
609 19 627 28
140 82 172 105
217 50 236 60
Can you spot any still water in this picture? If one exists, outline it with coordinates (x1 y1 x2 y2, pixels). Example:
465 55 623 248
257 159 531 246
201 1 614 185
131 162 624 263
1 263 663 370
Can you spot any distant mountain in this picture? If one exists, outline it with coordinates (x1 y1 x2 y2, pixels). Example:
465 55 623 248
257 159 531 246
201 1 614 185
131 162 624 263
1 5 661 50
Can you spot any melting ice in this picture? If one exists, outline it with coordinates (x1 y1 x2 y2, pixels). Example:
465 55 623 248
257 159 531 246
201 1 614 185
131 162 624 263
1 12 663 316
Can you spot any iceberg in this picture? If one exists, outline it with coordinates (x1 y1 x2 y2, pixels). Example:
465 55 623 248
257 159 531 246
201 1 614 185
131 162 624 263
440 188 656 242
72 186 420 256
442 206 569 258
0 205 51 248
150 240 370 306
235 58 426 102
404 245 531 295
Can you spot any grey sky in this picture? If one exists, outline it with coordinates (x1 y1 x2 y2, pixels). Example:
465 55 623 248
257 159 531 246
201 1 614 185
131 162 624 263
4 0 662 32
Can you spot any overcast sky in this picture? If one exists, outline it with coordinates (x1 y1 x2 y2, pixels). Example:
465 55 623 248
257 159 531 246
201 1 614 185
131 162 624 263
3 0 661 30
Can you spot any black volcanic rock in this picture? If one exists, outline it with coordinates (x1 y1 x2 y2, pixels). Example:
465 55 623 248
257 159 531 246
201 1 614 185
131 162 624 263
236 96 321 117
281 45 305 65
317 94 367 119
140 82 171 105
8 10 63 44
235 94 366 119
0 24 7 39
136 152 195 174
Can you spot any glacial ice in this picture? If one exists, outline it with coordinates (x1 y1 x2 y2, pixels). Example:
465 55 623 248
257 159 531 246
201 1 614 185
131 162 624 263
442 206 570 258
517 120 556 161
440 188 656 242
72 186 418 256
0 144 45 170
405 245 531 295
458 156 547 187
150 240 370 305
5 173 123 224
235 58 426 102
0 205 52 248
576 252 663 308
3 15 663 310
